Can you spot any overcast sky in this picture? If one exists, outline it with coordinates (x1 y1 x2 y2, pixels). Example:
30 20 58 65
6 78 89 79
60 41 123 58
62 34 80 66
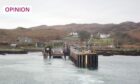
0 0 140 29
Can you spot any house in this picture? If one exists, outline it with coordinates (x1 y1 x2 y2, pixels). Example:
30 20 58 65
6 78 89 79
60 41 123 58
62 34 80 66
10 43 17 48
69 32 78 37
99 34 110 39
17 37 32 44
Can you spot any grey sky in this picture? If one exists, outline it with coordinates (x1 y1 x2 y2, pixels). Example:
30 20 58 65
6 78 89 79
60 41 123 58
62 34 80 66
0 0 140 28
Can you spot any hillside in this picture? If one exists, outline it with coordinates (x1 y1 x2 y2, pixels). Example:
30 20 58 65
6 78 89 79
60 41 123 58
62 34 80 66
128 28 140 41
0 28 66 43
0 21 140 47
50 21 140 45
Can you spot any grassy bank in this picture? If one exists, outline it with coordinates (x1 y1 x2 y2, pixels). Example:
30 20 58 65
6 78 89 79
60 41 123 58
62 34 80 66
0 48 28 54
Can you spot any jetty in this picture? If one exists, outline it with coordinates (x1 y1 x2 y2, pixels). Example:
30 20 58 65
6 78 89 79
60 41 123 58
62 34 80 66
42 45 140 69
70 47 98 69
43 47 98 69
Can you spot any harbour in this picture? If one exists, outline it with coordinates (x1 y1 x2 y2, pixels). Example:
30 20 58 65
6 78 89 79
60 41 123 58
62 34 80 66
0 0 140 84
0 52 140 84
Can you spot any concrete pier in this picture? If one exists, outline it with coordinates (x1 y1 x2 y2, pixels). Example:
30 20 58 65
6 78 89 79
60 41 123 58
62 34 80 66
43 47 98 69
70 53 98 69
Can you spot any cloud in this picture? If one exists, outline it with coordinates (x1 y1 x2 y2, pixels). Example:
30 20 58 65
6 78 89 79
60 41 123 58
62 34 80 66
0 0 140 28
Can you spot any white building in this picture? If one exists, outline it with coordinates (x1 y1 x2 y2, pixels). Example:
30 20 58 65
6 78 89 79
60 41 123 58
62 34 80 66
100 34 110 39
10 44 17 48
69 32 78 37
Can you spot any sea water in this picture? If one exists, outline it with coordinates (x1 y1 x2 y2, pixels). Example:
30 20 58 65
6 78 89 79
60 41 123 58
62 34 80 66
0 52 140 84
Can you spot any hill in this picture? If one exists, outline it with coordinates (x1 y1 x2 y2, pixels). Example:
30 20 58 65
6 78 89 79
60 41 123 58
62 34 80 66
50 21 140 45
0 21 139 48
0 27 66 43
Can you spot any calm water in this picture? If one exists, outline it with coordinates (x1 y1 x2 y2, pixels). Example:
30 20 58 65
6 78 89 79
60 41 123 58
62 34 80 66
0 52 140 84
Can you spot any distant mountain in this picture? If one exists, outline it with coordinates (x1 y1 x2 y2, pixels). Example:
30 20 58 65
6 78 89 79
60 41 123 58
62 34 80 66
49 21 140 43
51 21 139 34
0 21 140 45
30 25 49 30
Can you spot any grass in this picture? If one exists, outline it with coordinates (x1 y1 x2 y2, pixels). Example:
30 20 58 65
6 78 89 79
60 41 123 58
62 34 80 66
90 38 114 46
0 48 24 51
63 36 79 41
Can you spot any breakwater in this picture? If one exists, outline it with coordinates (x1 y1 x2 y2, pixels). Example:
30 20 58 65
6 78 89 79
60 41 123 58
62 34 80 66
96 49 140 56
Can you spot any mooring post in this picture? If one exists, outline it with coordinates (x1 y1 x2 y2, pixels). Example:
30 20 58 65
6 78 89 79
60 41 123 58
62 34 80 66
85 55 88 68
77 55 80 67
83 55 85 68
79 55 81 67
87 54 91 68
91 54 98 69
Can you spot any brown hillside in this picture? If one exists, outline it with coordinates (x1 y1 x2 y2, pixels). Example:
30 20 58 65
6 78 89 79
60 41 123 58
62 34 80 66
128 28 140 41
0 28 66 43
0 21 140 45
